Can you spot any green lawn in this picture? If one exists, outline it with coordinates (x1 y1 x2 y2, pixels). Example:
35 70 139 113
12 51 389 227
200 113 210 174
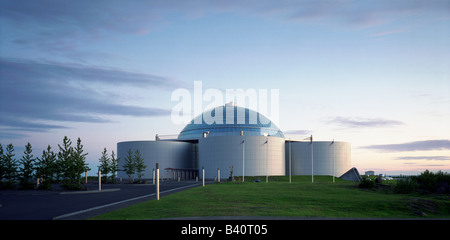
91 176 450 220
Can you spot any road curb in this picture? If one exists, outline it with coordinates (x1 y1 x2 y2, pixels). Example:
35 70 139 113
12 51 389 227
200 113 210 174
53 183 201 220
59 188 121 195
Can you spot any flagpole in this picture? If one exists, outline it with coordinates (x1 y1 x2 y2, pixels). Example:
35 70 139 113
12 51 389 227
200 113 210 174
264 133 269 183
289 138 291 183
242 139 245 182
266 136 268 183
311 135 313 183
332 139 335 183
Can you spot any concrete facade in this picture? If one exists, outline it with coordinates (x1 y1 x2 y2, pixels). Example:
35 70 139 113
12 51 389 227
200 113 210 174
285 141 351 177
198 136 285 179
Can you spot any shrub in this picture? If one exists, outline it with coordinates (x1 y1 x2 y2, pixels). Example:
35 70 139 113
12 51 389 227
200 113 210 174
61 182 82 191
416 170 450 193
394 177 418 194
359 177 375 189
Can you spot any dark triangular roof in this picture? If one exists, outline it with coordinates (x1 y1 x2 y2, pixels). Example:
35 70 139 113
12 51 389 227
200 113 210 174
339 167 362 182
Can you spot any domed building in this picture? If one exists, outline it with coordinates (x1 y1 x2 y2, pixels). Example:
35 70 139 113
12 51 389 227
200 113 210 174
178 105 284 139
117 104 351 181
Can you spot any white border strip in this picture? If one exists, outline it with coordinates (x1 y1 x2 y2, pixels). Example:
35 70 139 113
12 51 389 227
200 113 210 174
53 183 201 220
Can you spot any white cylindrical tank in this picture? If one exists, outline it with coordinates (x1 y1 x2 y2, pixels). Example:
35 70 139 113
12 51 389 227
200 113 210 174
198 136 285 179
286 141 351 177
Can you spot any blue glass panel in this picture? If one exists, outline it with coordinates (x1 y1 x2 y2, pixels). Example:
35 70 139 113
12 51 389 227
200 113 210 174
178 106 285 140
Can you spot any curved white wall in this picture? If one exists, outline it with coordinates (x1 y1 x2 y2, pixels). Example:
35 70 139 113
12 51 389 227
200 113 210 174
198 136 285 179
116 139 351 180
285 141 351 177
117 140 196 179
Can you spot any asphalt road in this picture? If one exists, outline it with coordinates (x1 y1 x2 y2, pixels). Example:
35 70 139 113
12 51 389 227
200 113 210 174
0 180 202 220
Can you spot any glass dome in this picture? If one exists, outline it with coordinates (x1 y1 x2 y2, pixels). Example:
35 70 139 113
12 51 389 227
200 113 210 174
178 105 284 140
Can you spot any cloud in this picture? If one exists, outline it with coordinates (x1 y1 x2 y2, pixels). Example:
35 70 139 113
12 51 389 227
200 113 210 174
362 140 450 152
371 29 406 37
242 0 450 32
284 129 312 135
0 58 175 132
2 0 448 50
330 116 404 128
396 156 450 161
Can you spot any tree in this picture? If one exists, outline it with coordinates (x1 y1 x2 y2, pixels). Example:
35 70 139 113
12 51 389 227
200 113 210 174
19 142 36 189
98 147 110 182
36 145 57 190
122 149 135 183
0 143 4 181
2 143 18 188
134 149 146 182
73 137 88 188
58 136 76 189
109 150 120 183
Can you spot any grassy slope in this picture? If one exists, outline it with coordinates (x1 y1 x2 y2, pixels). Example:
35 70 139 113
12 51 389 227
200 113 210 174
91 176 450 220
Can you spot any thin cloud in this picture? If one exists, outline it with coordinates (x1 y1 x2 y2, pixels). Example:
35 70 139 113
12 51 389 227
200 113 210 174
402 163 448 167
362 140 450 152
0 58 182 90
0 116 70 132
330 116 404 128
0 58 174 133
2 0 448 45
396 156 450 161
1 0 448 65
284 129 312 135
371 29 406 37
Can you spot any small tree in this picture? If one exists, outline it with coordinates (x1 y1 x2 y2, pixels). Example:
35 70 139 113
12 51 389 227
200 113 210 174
0 143 5 181
73 137 88 188
2 143 18 188
109 150 120 183
134 149 146 182
19 142 36 189
57 136 72 182
122 149 135 183
36 145 57 190
98 148 110 182
58 136 78 189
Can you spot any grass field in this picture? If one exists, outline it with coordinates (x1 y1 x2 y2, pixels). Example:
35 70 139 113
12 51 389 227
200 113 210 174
91 176 450 220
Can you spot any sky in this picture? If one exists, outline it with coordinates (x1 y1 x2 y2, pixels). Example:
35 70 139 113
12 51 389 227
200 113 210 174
1 0 449 175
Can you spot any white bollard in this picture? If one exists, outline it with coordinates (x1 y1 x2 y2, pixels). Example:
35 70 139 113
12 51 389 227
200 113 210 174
156 163 160 200
98 170 102 191
202 166 205 187
218 168 220 183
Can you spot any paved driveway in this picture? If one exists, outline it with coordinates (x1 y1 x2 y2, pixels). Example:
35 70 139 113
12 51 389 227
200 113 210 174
0 180 202 220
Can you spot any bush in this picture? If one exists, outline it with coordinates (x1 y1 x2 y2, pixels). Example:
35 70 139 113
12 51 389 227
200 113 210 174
359 177 375 189
61 182 82 191
416 170 450 193
394 177 419 194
